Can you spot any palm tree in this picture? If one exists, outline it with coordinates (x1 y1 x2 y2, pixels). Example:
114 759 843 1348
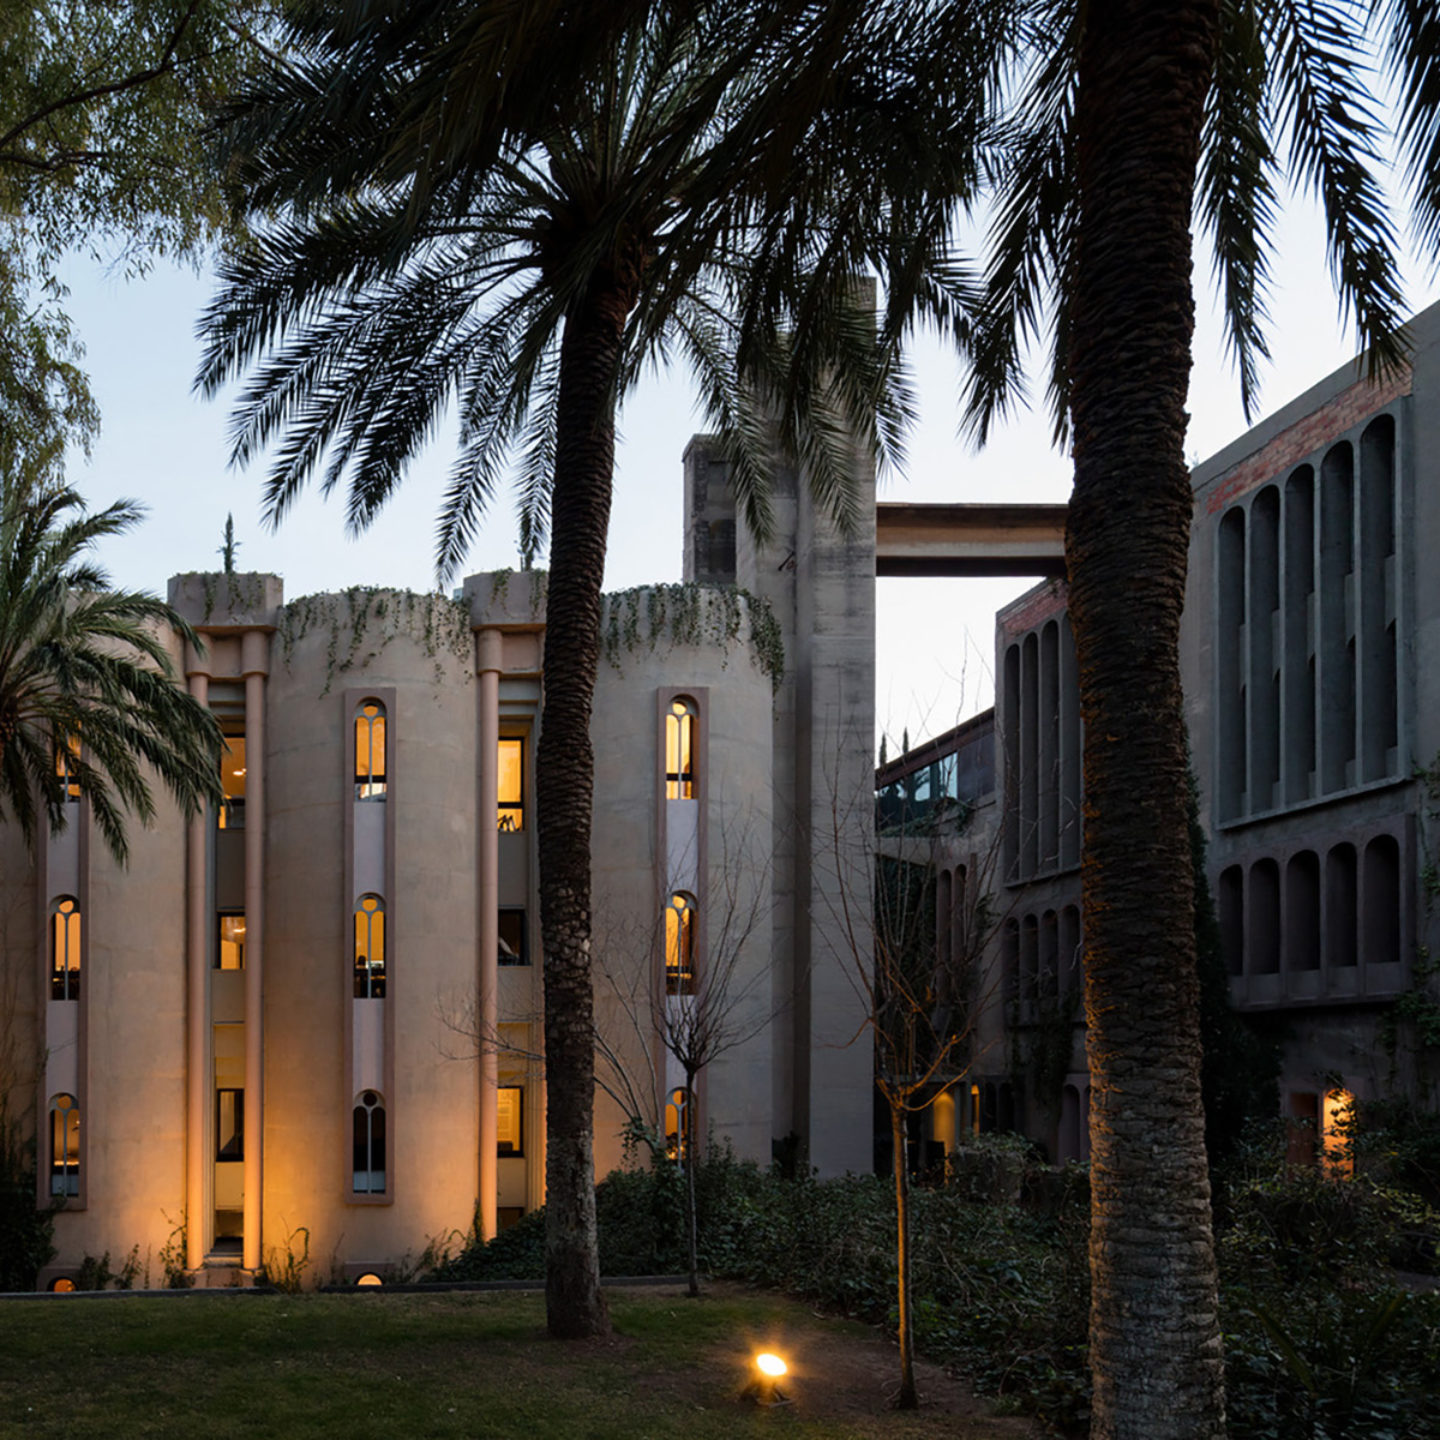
199 0 993 1339
951 2 1440 1434
0 475 223 865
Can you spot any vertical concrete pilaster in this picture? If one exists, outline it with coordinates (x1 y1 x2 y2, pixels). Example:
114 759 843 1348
241 634 268 1274
476 628 502 1241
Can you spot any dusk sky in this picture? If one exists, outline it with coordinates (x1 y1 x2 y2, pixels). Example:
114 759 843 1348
58 188 1440 752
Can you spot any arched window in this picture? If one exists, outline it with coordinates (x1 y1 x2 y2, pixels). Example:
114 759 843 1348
354 895 386 998
665 698 697 800
355 701 387 799
50 897 80 1001
665 892 696 995
664 1087 689 1161
50 1094 79 1197
353 1091 386 1194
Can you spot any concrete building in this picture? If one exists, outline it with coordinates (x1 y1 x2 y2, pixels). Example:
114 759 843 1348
900 302 1440 1170
2 442 875 1288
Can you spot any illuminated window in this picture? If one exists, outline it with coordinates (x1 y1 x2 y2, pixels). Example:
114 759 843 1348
355 701 387 799
1323 1087 1355 1177
666 698 698 799
218 735 246 829
497 1086 523 1155
56 736 81 801
969 1083 982 1136
355 1272 383 1287
216 1088 244 1161
665 892 696 996
49 1277 76 1292
354 895 386 999
664 1087 689 1161
50 1094 79 1197
497 738 524 831
353 1091 386 1194
217 912 245 970
50 897 80 1001
498 909 527 966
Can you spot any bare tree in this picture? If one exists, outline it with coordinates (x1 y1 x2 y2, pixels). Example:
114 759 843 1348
826 723 1008 1409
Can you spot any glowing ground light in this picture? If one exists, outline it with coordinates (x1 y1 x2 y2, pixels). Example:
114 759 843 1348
756 1354 787 1378
746 1351 791 1407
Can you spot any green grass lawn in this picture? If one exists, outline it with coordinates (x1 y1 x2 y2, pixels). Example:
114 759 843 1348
0 1285 1035 1440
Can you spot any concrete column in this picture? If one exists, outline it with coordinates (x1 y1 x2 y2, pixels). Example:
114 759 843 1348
476 627 501 1240
241 632 269 1274
185 665 209 1271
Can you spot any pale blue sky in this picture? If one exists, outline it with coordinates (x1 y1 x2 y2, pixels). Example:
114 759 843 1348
58 190 1440 750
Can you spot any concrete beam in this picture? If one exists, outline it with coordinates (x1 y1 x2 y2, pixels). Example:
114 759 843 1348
875 502 1067 578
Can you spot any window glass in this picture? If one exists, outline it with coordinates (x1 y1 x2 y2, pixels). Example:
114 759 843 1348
666 698 697 799
217 912 246 970
353 1091 386 1194
50 897 80 1001
50 1094 79 1197
355 702 387 799
497 738 524 830
498 909 527 965
664 1087 688 1161
219 736 246 829
497 1086 523 1155
56 737 81 801
216 1088 244 1161
354 896 386 998
665 893 696 996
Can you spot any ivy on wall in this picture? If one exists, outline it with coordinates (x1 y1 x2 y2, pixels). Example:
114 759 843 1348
599 583 784 694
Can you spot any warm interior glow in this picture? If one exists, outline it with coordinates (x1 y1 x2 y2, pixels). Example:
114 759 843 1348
756 1353 787 1378
497 737 524 829
1322 1087 1355 1177
356 1272 383 1287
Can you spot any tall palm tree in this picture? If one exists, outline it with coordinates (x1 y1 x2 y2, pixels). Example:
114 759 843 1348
199 0 994 1338
0 475 223 864
952 2 1440 1434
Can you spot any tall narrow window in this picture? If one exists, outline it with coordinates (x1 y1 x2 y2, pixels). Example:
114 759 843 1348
665 1087 689 1160
355 701 387 799
219 735 246 830
354 895 386 998
217 912 246 970
216 1088 244 1161
50 897 80 1001
50 1094 79 1197
498 908 527 966
497 1086 523 1155
665 892 696 995
666 698 697 799
56 737 81 801
353 1091 386 1193
497 738 524 831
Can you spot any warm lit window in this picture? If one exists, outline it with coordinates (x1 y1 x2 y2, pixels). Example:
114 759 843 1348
665 892 696 996
353 1091 386 1194
497 1086 523 1155
1323 1087 1355 1177
56 736 81 801
354 895 386 999
497 738 524 831
355 701 387 799
664 1087 689 1161
50 1094 79 1197
218 735 247 829
498 909 527 966
216 1088 244 1161
666 698 697 800
50 897 80 1001
217 912 246 970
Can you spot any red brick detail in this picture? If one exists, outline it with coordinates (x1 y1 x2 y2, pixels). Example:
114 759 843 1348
998 580 1070 640
1202 370 1410 515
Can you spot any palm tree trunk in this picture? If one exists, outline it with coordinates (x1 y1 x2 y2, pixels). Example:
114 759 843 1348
538 269 636 1340
1066 1 1225 1436
891 1102 918 1409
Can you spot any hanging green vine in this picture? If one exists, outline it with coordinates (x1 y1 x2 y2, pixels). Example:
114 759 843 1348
276 587 473 695
598 583 784 693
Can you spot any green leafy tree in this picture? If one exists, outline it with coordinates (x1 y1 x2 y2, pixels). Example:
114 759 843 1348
0 475 223 863
952 2 1440 1434
198 0 991 1339
0 0 268 474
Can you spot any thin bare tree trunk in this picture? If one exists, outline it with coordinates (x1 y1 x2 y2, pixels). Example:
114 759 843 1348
891 1104 917 1409
538 269 636 1340
685 1074 699 1297
1067 1 1225 1435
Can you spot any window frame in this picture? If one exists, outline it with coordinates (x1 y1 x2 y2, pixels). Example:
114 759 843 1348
353 895 387 999
49 1093 80 1199
498 908 528 966
497 735 525 832
354 699 388 800
665 892 697 996
352 1090 387 1195
665 697 699 800
497 1085 524 1156
49 896 81 1001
